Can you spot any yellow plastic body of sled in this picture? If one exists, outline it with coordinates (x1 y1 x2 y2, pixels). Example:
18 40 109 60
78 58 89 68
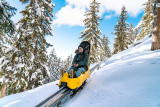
59 68 90 89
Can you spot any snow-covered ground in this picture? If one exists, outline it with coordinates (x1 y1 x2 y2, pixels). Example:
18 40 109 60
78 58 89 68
0 81 59 107
1 36 160 107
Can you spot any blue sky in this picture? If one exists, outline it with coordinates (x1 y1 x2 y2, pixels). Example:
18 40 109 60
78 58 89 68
6 0 147 60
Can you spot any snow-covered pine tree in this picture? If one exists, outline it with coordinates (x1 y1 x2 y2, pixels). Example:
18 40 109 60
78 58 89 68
56 58 62 79
0 0 16 57
0 0 16 36
113 5 129 54
47 48 61 82
64 54 73 70
100 34 111 61
136 0 154 40
128 23 136 45
80 0 102 64
60 54 73 73
60 60 65 71
0 0 16 97
16 0 55 90
1 0 55 95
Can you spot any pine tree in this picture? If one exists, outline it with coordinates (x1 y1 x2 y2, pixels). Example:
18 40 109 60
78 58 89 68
0 0 16 57
1 0 55 95
0 0 16 36
137 0 154 40
80 0 102 64
113 6 129 54
47 48 61 82
100 34 111 60
16 0 54 90
47 51 73 82
0 0 16 97
63 54 73 71
128 23 136 45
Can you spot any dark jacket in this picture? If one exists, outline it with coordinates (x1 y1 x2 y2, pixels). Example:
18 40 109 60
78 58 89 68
72 52 89 70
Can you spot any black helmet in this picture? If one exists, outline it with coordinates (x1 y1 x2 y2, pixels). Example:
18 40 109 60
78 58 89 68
79 41 90 55
78 44 85 49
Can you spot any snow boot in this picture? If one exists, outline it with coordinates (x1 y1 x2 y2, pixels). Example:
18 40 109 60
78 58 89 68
69 69 74 78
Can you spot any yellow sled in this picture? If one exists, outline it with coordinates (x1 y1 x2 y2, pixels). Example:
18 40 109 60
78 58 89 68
59 68 90 89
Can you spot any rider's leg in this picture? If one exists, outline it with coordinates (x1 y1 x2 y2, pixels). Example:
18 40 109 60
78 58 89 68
75 68 86 77
66 66 75 73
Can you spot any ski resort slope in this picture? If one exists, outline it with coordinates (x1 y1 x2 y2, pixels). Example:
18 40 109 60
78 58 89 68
65 36 160 107
0 35 160 107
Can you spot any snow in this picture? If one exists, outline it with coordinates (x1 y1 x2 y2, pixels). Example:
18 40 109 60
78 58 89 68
0 81 59 107
65 36 160 107
0 0 11 18
135 20 142 29
38 26 42 33
42 0 55 8
1 36 160 107
35 1 41 16
16 63 25 68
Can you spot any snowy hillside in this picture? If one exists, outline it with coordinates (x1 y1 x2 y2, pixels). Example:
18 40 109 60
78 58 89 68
65 36 160 107
1 35 160 107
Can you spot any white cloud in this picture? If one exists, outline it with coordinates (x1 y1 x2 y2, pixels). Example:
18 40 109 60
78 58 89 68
53 5 86 26
66 0 92 8
98 0 147 17
105 15 112 19
53 0 147 26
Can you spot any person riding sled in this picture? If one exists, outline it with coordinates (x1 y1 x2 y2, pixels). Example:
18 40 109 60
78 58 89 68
67 44 89 78
60 43 89 78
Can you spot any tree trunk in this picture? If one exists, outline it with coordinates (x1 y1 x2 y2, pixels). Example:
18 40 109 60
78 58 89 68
0 83 6 98
151 0 160 50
